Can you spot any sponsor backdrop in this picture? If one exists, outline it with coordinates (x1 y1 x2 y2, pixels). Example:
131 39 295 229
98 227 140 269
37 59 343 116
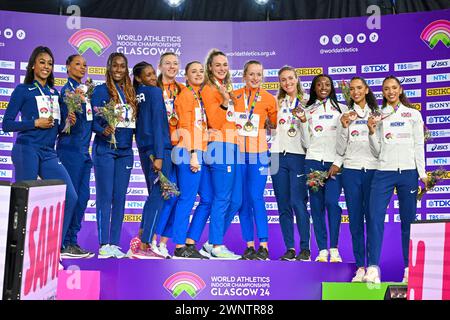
0 9 449 282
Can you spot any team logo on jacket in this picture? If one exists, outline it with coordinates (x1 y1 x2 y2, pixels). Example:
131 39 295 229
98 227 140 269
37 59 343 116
227 111 233 117
279 118 286 125
351 130 359 136
87 109 92 115
236 123 243 129
40 107 49 113
314 125 323 132
401 112 412 117
385 132 393 139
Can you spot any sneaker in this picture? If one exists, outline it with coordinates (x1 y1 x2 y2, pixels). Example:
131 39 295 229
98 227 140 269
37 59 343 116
315 249 329 262
329 248 342 263
158 243 171 259
402 267 409 283
296 249 311 262
255 246 270 261
173 246 209 259
60 245 91 259
280 249 296 261
129 247 165 259
110 245 126 259
127 236 142 257
211 245 241 260
240 246 257 260
98 244 114 259
352 267 366 282
72 244 95 258
363 265 381 284
199 242 213 258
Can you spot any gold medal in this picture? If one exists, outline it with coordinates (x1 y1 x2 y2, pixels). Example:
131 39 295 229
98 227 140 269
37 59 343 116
244 121 254 132
169 115 178 127
226 83 233 93
287 128 297 137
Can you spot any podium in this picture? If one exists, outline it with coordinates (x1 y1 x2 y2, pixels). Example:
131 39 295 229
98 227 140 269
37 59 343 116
2 180 66 300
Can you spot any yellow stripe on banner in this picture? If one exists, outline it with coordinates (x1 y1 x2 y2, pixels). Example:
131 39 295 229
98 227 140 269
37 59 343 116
410 103 421 111
261 82 280 90
54 78 68 87
426 87 450 97
88 66 107 75
123 214 142 222
295 67 324 76
428 171 450 179
0 101 8 109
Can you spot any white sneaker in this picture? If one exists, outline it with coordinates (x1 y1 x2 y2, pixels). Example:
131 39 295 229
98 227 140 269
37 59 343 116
352 267 366 282
363 265 381 284
158 243 171 258
98 244 114 259
109 245 126 259
402 267 409 283
211 245 241 260
315 249 329 262
329 248 342 263
199 242 213 258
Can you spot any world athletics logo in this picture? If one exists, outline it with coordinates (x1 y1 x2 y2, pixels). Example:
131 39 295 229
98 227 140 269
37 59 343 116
163 271 206 299
68 28 112 56
420 19 450 49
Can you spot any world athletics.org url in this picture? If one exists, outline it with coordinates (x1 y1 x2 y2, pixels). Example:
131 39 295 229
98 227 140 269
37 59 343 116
226 50 276 57
320 47 359 54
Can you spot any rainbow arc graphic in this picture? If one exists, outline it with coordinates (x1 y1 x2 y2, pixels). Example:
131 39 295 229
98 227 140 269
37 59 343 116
420 20 450 49
68 28 112 56
163 271 206 299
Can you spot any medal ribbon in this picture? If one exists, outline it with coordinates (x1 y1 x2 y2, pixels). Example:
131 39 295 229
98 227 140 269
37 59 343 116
187 85 207 126
243 88 260 122
34 82 54 118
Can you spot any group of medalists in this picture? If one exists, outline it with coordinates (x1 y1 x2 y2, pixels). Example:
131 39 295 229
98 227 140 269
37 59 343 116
2 45 426 284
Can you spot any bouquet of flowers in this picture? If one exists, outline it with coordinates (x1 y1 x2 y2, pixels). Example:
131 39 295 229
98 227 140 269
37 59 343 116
417 167 448 200
338 80 351 106
62 89 84 134
94 100 123 149
150 155 180 200
306 170 329 192
84 77 95 100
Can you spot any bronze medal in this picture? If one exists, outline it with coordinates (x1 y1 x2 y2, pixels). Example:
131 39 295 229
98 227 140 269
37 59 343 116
169 115 178 127
244 121 254 132
287 127 297 137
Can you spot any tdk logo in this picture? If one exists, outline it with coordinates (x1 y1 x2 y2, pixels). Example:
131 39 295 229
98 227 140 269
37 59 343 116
328 66 356 75
427 115 450 124
427 199 450 208
361 64 389 73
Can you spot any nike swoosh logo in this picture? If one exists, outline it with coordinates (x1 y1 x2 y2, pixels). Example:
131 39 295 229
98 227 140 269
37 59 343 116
28 87 37 91
410 190 417 193
58 161 62 165
258 167 265 171
126 166 133 169
297 174 304 178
